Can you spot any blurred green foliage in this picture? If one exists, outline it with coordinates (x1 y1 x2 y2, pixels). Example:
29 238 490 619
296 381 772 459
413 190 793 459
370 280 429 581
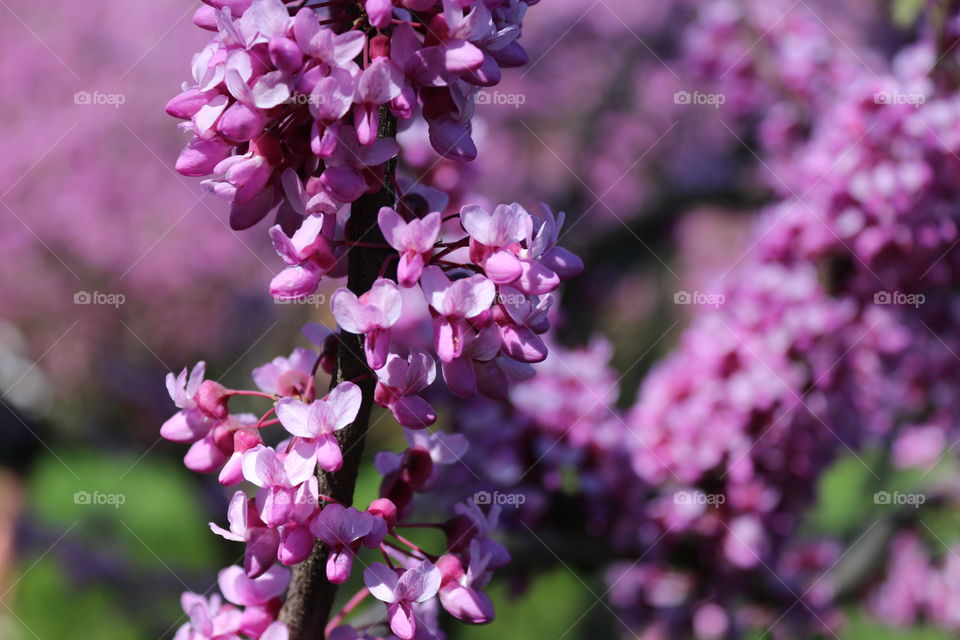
9 445 960 639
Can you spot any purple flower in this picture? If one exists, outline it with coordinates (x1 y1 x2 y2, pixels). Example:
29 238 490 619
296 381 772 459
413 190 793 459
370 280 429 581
461 203 530 284
374 349 438 428
210 491 281 578
174 592 241 640
241 444 316 527
161 362 213 444
310 503 387 584
379 208 442 287
331 279 403 369
268 215 337 300
354 60 403 145
420 266 496 362
252 346 317 397
375 428 469 492
364 560 442 640
275 382 363 473
437 541 495 624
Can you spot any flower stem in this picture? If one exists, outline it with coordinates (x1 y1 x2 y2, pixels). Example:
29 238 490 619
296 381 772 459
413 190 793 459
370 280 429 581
280 107 398 640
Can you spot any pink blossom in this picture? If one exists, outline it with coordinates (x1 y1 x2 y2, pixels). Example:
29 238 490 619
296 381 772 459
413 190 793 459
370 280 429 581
268 215 337 300
275 382 363 473
354 60 403 145
174 593 241 640
219 564 290 638
437 540 495 624
252 346 318 397
374 349 438 428
364 560 442 640
331 279 403 369
310 504 387 584
420 266 496 362
161 362 213 444
210 491 280 578
378 208 442 287
461 203 531 284
241 444 316 527
278 476 320 565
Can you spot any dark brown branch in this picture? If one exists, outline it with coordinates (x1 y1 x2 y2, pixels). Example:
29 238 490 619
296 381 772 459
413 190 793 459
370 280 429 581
281 108 398 640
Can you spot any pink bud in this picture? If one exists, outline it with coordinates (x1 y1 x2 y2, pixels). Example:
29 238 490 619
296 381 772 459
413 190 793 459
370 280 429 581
368 498 398 527
198 380 230 420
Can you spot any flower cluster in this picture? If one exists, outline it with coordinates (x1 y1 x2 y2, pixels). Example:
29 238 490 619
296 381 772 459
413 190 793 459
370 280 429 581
160 335 521 638
168 0 534 231
160 2 587 638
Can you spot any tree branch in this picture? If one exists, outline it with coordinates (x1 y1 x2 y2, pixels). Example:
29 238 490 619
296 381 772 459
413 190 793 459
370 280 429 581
281 109 398 640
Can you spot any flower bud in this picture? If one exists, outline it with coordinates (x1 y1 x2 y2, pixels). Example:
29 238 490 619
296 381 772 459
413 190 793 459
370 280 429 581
368 497 398 527
198 379 230 420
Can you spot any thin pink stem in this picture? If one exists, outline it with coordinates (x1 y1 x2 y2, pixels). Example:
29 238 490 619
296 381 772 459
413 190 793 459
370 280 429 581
256 407 277 429
325 588 371 637
229 390 277 400
392 534 438 561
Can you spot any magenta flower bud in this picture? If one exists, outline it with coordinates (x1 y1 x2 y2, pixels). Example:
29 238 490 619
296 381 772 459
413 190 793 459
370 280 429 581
366 0 393 30
269 37 304 74
175 136 232 177
401 447 434 488
435 554 464 583
368 498 398 528
198 379 230 420
165 87 213 119
219 102 267 143
370 34 391 61
490 41 528 68
192 5 218 31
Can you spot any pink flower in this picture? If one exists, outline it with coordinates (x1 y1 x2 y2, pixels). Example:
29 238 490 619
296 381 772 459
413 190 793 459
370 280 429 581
420 266 496 362
275 382 362 473
495 287 551 363
241 445 316 527
161 362 213 444
437 541 495 624
268 215 337 300
527 203 583 281
218 565 289 606
374 349 438 428
331 279 403 369
293 9 365 70
378 208 442 287
219 564 290 638
252 346 317 397
278 476 320 565
354 60 403 145
364 560 442 640
185 412 258 475
375 428 468 491
440 324 503 398
365 0 393 29
310 504 387 583
416 0 488 82
461 203 530 284
174 592 241 640
210 491 280 578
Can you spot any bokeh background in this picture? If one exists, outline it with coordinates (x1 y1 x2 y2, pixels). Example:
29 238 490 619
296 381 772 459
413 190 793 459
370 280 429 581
2 0 959 638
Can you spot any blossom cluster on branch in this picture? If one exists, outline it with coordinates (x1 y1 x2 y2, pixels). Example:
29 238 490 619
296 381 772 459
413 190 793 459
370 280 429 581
159 1 582 639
